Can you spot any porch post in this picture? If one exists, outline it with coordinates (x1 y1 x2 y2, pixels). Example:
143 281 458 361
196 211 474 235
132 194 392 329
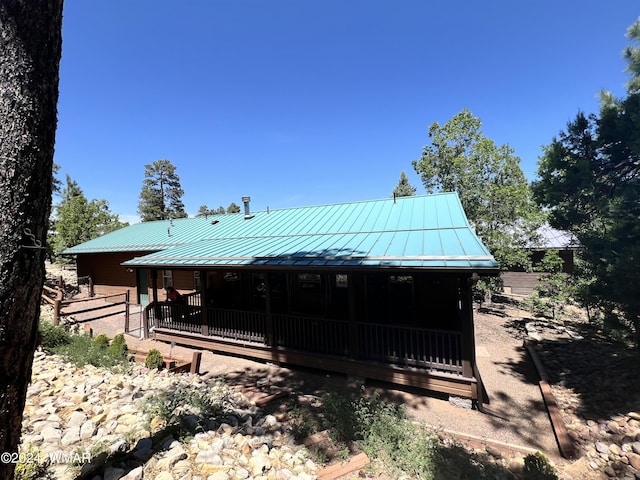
151 269 158 303
264 272 274 346
459 276 475 378
348 273 362 358
151 269 160 319
200 270 209 336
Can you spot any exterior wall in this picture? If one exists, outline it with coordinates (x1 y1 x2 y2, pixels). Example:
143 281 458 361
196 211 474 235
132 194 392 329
502 248 575 295
501 272 540 296
140 269 200 305
530 249 575 274
74 254 199 301
76 251 147 296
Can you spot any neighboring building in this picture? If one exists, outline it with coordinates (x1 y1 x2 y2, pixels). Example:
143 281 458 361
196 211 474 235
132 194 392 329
64 193 499 399
501 224 580 295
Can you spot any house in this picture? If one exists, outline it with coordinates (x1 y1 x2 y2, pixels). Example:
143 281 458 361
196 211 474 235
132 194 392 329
501 224 580 295
64 193 499 399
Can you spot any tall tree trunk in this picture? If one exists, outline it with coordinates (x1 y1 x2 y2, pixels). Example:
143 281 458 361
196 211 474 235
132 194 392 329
0 2 63 479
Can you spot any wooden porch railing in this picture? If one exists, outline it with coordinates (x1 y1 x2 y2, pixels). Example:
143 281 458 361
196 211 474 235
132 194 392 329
145 303 463 375
357 323 463 375
147 302 202 334
207 308 266 343
183 291 201 307
273 314 349 356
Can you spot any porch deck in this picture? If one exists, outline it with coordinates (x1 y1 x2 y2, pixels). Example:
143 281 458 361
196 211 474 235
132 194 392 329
145 302 477 398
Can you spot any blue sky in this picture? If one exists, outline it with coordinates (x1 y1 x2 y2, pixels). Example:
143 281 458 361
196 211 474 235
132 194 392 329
55 1 639 223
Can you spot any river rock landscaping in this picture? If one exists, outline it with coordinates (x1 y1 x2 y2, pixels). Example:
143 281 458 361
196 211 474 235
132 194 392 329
21 350 317 480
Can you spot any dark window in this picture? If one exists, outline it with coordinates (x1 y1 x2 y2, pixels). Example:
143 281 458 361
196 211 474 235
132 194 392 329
251 273 266 310
268 272 288 313
222 272 242 308
390 275 414 324
365 274 389 323
329 274 349 320
292 273 325 316
365 274 415 324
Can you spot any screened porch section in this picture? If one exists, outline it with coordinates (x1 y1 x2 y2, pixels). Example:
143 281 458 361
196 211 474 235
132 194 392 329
144 295 464 376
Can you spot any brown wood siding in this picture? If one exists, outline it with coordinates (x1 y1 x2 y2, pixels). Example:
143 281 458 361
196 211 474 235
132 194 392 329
170 270 197 293
153 269 199 300
77 252 138 286
501 272 543 295
76 251 153 297
501 270 571 296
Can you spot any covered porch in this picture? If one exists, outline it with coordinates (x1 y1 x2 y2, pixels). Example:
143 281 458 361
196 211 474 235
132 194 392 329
141 268 480 398
119 194 500 399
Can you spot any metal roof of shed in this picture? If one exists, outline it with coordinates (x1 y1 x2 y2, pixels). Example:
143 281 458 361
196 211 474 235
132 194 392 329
98 193 498 271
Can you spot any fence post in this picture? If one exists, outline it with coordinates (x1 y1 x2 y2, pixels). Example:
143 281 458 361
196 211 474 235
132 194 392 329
124 290 130 332
53 299 61 325
88 276 94 297
190 351 202 375
142 307 150 339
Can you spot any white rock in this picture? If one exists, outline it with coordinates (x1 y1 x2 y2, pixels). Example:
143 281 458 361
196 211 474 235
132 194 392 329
41 426 62 442
195 450 223 465
80 420 97 439
155 472 174 480
61 426 81 446
122 466 143 480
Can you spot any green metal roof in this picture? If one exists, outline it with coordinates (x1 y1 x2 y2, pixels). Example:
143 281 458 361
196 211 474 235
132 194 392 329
63 193 498 271
83 193 499 271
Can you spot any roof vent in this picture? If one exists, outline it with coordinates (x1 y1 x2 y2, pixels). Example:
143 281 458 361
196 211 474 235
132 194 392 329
242 196 254 220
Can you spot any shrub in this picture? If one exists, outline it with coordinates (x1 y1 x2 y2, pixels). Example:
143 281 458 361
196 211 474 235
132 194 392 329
144 349 164 369
108 333 128 358
92 334 110 349
39 321 71 350
297 388 513 479
140 380 231 431
54 333 129 370
523 452 558 480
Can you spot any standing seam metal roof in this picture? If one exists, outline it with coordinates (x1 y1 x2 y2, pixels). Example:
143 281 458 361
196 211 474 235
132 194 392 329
63 193 498 271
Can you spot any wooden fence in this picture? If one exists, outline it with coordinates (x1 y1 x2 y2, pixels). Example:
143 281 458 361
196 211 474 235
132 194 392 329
42 284 130 325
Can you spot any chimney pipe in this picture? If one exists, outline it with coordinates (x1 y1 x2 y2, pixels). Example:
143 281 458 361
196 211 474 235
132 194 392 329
242 196 254 219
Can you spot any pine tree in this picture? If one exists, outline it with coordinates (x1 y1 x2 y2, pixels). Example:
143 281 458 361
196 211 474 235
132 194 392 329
392 170 417 197
0 1 63 477
227 202 241 213
534 19 640 347
138 159 187 221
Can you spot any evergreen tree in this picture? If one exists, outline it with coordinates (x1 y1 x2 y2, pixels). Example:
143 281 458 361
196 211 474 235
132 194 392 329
196 204 226 217
51 175 127 259
195 205 216 217
138 159 187 221
392 170 416 197
533 18 640 347
0 1 63 477
227 202 241 213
